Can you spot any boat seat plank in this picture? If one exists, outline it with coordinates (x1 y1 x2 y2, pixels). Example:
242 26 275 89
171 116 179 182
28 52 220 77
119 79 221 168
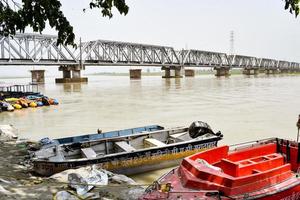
81 148 97 158
144 138 167 147
169 132 186 141
115 141 136 152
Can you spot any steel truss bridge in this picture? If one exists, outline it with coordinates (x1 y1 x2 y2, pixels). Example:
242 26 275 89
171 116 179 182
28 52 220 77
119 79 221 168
0 33 299 71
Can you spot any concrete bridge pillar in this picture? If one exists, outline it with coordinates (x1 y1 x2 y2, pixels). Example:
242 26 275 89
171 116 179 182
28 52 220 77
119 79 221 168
279 69 289 74
56 65 88 83
243 68 259 75
72 69 81 79
259 68 265 73
129 69 142 79
62 69 71 78
265 69 272 75
291 68 298 73
185 69 195 77
265 69 278 75
162 66 183 78
30 70 45 83
174 68 183 78
214 67 230 77
162 67 171 78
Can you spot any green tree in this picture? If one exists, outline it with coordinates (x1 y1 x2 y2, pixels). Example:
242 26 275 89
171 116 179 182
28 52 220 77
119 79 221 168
285 0 300 16
0 0 128 46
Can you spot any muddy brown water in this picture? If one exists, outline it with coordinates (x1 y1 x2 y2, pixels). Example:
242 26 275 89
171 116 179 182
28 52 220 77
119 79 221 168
1 74 300 184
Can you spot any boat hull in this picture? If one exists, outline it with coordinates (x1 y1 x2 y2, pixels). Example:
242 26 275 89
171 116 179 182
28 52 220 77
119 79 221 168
33 138 220 176
140 138 300 200
256 184 300 200
141 171 300 200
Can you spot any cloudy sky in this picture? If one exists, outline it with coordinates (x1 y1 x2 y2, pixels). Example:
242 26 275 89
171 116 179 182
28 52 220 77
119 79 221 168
43 0 300 63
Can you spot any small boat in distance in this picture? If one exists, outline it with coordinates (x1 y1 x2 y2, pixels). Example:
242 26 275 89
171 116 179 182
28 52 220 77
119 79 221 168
31 121 223 176
141 138 300 200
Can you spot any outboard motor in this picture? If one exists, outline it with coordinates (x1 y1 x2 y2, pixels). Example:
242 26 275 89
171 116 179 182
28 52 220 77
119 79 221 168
188 121 223 138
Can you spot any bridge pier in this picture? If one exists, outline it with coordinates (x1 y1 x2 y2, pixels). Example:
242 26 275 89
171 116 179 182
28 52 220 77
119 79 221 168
129 69 142 79
30 70 45 83
291 68 299 73
214 67 230 77
162 66 183 78
279 69 290 74
185 69 195 77
243 68 259 75
55 65 88 83
265 69 278 75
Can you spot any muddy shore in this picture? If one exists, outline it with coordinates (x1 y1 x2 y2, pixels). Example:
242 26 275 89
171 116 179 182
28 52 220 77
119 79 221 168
0 140 145 200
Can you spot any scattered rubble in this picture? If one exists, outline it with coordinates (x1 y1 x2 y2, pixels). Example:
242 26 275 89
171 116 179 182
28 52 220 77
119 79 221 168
0 128 146 200
0 124 18 141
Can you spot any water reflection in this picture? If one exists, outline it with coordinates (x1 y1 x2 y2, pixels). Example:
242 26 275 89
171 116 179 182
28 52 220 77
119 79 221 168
61 83 83 92
175 78 181 89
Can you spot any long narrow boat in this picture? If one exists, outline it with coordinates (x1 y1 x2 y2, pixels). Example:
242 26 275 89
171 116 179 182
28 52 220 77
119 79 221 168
39 124 165 147
141 138 300 200
31 121 223 176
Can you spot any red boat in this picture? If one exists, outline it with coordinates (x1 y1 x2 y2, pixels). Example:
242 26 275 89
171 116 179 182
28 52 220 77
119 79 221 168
141 138 300 200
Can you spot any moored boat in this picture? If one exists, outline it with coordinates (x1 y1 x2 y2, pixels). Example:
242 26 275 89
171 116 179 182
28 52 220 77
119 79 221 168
39 124 165 147
141 138 300 200
31 121 223 176
0 101 14 111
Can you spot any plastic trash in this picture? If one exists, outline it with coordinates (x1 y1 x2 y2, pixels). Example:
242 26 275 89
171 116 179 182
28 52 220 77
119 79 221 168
53 99 59 105
54 191 77 200
39 137 54 146
68 166 108 196
0 125 18 140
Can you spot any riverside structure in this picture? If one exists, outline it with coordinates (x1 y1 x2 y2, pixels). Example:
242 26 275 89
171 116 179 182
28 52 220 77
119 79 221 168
0 33 299 82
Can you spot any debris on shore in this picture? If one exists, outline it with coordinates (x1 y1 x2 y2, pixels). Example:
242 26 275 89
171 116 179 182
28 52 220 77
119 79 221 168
0 125 145 200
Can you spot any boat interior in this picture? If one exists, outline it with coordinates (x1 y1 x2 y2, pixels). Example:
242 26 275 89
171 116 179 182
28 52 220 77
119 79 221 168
180 139 300 196
55 125 164 145
33 127 217 162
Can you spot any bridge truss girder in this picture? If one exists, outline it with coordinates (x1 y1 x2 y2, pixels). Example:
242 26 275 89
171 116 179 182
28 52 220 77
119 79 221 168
79 40 181 66
0 33 299 71
181 50 230 67
0 33 77 65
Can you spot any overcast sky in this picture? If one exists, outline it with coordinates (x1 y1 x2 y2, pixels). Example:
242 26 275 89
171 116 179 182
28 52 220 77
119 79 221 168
42 0 300 63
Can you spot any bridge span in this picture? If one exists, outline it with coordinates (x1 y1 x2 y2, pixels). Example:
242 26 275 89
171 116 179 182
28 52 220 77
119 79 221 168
0 33 299 82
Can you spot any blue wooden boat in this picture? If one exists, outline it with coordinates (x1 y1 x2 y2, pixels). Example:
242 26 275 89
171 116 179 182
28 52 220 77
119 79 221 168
39 125 164 147
32 121 223 176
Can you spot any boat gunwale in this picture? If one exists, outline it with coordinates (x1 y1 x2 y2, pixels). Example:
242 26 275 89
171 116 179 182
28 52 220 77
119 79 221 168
33 135 222 164
54 124 166 144
52 126 186 147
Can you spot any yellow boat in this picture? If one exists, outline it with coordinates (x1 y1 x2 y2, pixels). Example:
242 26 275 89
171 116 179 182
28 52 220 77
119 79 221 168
12 104 22 109
5 98 19 102
29 102 37 107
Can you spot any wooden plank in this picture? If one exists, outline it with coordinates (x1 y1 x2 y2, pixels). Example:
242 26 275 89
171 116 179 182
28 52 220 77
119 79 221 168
170 132 186 139
144 138 166 147
115 141 136 152
81 148 97 158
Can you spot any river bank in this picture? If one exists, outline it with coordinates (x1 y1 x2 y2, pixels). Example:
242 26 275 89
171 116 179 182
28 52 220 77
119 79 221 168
0 135 145 200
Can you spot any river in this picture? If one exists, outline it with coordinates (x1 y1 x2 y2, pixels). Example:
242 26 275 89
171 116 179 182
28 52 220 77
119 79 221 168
1 73 300 183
